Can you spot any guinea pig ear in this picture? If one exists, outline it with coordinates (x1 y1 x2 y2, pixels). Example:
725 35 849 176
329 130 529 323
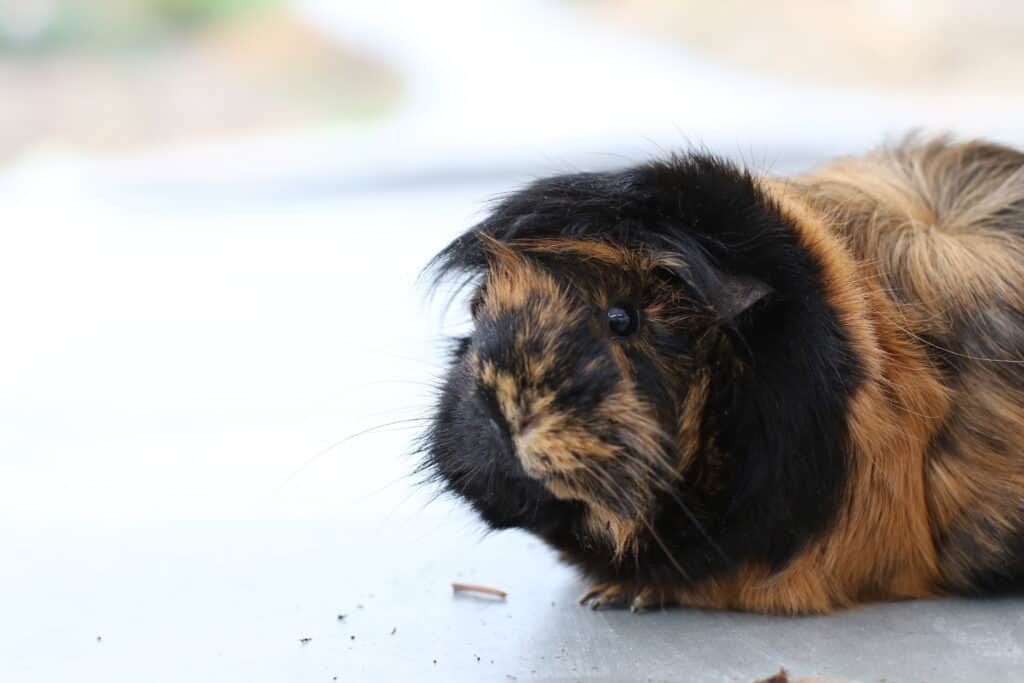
706 269 775 322
676 256 775 323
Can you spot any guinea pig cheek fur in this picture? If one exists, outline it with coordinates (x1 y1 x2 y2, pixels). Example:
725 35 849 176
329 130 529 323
478 362 602 483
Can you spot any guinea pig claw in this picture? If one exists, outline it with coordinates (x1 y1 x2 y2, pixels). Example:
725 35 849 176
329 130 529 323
578 582 607 605
579 582 630 610
629 586 664 613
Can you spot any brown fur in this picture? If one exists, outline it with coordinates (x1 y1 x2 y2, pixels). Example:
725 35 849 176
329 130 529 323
465 138 1024 613
586 137 1024 613
791 138 1024 596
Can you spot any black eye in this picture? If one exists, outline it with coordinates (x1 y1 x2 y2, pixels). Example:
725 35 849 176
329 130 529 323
470 285 487 319
606 304 638 337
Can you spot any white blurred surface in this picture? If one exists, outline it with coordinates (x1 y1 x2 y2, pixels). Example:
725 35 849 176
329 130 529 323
4 3 1024 680
2 148 1023 683
0 160 480 527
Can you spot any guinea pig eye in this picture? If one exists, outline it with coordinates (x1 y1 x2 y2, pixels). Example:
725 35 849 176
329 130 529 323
606 304 639 337
470 287 487 319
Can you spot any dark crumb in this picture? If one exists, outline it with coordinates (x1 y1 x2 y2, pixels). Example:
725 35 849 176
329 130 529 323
754 669 788 683
96 636 102 643
390 627 397 635
433 659 437 665
350 635 356 641
337 614 346 621
475 656 481 662
299 637 312 645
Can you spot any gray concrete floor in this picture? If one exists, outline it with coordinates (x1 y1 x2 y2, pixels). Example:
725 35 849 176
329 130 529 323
4 512 1023 682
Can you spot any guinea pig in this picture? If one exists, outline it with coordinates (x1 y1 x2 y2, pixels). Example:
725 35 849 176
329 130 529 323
420 136 1024 614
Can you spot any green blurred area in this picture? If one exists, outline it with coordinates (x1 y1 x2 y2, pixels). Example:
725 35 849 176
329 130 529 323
0 0 282 51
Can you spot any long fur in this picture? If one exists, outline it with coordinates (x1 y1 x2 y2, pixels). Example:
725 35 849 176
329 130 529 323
421 136 1024 614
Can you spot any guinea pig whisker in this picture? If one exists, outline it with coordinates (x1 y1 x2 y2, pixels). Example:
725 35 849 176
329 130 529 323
357 470 424 505
354 405 433 421
886 315 1024 365
638 516 694 585
631 461 734 568
274 417 431 494
607 439 736 570
661 488 734 568
358 379 445 389
583 462 695 582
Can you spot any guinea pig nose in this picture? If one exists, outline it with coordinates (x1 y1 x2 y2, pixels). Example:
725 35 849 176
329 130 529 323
517 413 538 436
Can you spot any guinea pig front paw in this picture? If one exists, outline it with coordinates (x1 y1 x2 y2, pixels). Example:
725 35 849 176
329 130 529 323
578 582 671 613
628 585 671 613
579 581 630 610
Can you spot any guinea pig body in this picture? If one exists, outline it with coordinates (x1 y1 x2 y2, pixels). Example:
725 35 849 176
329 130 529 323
422 137 1024 614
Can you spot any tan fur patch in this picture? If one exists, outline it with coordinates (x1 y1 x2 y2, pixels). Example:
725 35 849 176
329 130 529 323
679 179 952 613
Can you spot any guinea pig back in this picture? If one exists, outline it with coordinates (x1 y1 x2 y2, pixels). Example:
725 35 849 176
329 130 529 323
421 137 1024 614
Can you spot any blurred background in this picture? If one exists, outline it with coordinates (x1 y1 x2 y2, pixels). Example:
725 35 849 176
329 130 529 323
6 0 1024 553
3 0 1024 180
6 0 1024 548
4 4 1024 679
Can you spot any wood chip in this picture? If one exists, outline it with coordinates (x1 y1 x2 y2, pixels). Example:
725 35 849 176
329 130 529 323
451 582 508 599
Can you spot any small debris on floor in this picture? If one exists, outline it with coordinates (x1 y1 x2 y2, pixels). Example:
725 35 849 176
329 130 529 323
337 614 346 621
451 582 507 599
350 635 356 641
356 604 364 609
96 636 102 643
753 669 852 683
299 637 312 645
390 627 397 635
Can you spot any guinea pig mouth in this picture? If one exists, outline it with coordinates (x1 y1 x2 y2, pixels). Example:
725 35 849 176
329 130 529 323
516 451 558 480
514 445 586 501
513 435 574 480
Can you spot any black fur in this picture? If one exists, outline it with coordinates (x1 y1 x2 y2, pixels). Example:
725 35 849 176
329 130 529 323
423 154 864 592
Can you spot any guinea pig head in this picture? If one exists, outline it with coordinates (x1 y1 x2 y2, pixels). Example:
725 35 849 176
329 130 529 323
424 231 771 557
423 155 864 590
